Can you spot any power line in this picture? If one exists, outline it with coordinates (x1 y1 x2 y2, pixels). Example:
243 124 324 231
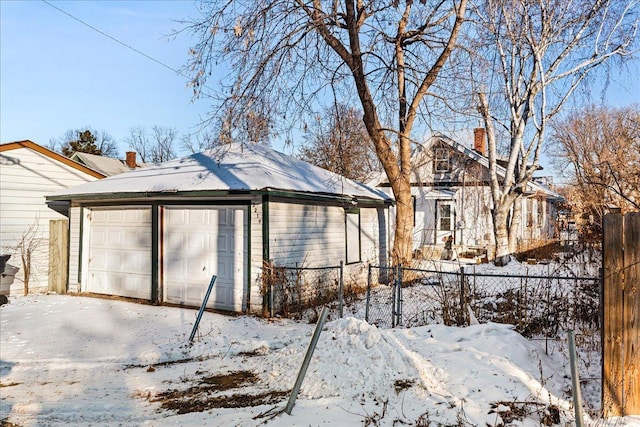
41 0 189 80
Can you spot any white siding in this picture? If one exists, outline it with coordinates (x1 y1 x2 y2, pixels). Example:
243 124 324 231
268 202 345 267
68 206 82 292
0 147 98 294
360 207 388 267
268 202 388 288
457 186 493 247
249 198 263 314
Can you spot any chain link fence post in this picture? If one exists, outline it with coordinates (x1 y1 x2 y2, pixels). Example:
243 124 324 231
365 264 372 323
339 260 344 318
397 265 403 327
459 266 467 326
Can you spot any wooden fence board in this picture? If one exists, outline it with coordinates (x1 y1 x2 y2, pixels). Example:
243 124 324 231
623 213 640 414
603 213 624 416
48 219 68 294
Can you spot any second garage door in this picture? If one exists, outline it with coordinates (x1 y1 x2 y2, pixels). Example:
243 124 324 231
162 206 248 312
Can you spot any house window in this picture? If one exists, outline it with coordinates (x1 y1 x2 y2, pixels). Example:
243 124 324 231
526 198 539 228
345 209 361 264
439 204 452 230
434 148 451 173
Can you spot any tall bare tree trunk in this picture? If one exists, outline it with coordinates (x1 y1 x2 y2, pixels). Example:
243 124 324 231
493 204 512 266
508 195 523 254
391 177 413 265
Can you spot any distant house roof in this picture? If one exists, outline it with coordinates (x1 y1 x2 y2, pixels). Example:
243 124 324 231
48 143 393 204
69 152 148 177
372 133 563 201
0 140 105 179
430 134 563 201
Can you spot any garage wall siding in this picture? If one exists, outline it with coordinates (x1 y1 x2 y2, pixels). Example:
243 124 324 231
342 207 389 285
268 202 345 268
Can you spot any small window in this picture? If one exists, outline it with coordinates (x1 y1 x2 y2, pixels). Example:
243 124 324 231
439 204 452 231
434 148 451 173
527 198 534 227
346 210 361 264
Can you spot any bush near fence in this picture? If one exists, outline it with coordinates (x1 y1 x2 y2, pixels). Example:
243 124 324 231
262 262 351 320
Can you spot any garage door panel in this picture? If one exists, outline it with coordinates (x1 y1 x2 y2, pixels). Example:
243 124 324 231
86 207 152 300
163 206 247 311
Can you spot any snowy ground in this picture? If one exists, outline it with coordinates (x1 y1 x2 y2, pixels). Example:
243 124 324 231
1 291 638 426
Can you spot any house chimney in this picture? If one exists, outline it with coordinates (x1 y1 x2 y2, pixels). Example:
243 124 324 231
473 128 486 155
125 151 137 168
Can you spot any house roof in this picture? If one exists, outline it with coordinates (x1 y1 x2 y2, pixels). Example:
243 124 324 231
430 134 564 201
373 133 562 201
69 152 147 176
47 143 393 203
0 140 106 179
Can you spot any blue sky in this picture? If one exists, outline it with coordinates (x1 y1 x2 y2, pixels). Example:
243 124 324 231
1 0 218 157
1 1 638 163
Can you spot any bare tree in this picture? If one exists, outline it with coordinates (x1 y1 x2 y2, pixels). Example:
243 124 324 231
125 126 178 163
181 0 468 265
468 0 638 265
299 103 378 182
217 96 275 145
550 104 640 237
180 130 218 154
49 128 118 157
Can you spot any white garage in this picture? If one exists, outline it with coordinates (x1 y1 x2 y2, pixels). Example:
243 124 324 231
48 143 392 314
84 206 152 300
162 206 247 312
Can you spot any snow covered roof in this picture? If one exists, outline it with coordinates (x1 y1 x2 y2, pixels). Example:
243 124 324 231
48 143 392 203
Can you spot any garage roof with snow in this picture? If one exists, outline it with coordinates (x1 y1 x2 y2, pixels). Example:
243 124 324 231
47 143 392 203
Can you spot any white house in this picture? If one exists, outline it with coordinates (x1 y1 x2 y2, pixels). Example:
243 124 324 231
374 129 563 259
47 143 393 314
0 141 105 295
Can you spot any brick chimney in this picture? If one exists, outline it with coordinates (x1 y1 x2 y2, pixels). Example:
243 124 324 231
125 151 137 168
473 128 486 156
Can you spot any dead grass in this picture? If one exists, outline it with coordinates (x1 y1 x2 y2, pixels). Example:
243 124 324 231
136 370 289 415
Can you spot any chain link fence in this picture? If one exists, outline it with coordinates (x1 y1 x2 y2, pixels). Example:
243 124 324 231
260 260 600 339
364 265 600 338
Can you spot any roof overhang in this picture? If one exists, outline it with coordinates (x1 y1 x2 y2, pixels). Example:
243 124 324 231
46 188 394 208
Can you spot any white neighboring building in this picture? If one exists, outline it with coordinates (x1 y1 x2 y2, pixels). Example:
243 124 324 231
47 143 393 314
0 141 105 295
374 129 564 259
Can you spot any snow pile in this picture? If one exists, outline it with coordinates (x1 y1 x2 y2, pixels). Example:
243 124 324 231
1 295 639 426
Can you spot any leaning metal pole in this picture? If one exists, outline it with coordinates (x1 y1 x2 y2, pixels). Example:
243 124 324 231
285 306 329 415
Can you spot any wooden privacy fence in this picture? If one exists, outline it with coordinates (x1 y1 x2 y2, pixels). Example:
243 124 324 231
48 219 68 294
602 212 640 417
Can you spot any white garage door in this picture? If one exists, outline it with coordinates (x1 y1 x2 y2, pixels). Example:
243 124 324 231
85 207 152 299
162 206 247 312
